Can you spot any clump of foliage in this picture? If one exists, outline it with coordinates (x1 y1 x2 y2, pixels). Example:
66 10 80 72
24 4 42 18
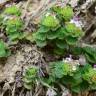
0 40 11 57
49 61 78 79
23 67 38 90
34 5 84 55
48 61 81 93
83 46 96 64
4 18 23 42
22 4 96 95
4 5 21 16
46 61 96 93
0 5 23 58
83 67 96 87
52 5 74 21
0 5 24 44
23 61 96 94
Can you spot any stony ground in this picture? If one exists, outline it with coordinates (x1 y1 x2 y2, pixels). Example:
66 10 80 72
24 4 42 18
0 0 96 96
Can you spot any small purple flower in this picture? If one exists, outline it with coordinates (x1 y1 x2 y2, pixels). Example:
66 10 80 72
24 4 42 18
73 16 80 21
70 16 83 28
94 64 96 68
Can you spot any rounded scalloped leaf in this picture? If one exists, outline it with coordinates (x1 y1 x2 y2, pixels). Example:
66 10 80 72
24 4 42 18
85 53 96 64
0 40 11 57
4 5 21 16
36 39 47 47
34 32 46 41
38 26 50 33
83 47 96 63
23 77 33 84
57 27 68 39
47 31 58 40
5 18 23 28
56 40 68 49
0 49 6 57
25 67 37 78
54 47 65 55
23 83 33 90
66 36 77 45
83 47 96 55
25 33 34 42
83 68 96 84
52 5 62 13
50 61 72 78
41 15 59 28
60 6 74 21
65 23 76 33
8 32 21 41
65 22 84 38
71 47 83 55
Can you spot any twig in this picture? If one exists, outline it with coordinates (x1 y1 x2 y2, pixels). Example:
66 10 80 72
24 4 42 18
12 82 16 96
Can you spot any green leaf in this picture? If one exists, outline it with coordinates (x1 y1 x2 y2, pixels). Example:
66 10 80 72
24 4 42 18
0 50 6 57
54 47 65 55
5 18 23 28
23 83 32 90
52 5 62 14
41 15 59 28
4 5 21 16
85 53 96 63
47 31 58 40
38 26 50 33
9 33 21 41
71 85 81 93
72 81 89 93
66 36 77 45
36 39 47 47
62 76 74 85
52 6 73 21
82 47 96 63
34 32 46 41
4 17 23 42
0 40 11 57
56 40 68 49
71 47 83 55
50 61 70 79
65 22 83 37
23 77 32 84
60 6 74 21
25 33 34 42
23 67 38 90
90 84 96 90
83 47 96 55
57 27 68 39
80 81 89 92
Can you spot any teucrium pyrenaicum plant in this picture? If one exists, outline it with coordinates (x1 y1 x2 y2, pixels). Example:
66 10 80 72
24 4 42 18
4 5 21 16
21 4 96 94
0 5 24 44
4 17 23 42
52 5 74 21
46 61 96 93
34 5 84 55
0 40 11 57
23 67 38 90
0 5 23 57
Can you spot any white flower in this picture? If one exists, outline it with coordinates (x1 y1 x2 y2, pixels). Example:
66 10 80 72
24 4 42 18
70 19 83 28
72 66 77 71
